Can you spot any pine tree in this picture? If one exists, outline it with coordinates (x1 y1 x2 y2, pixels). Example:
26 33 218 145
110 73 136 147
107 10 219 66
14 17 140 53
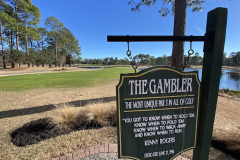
1 0 41 67
44 16 64 67
0 0 16 68
129 0 204 70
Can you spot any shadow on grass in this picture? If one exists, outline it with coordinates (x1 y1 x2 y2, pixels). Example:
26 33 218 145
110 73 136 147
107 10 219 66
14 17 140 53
0 96 116 119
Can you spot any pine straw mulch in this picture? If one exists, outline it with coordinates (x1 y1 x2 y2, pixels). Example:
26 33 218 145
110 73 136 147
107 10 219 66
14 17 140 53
10 118 106 147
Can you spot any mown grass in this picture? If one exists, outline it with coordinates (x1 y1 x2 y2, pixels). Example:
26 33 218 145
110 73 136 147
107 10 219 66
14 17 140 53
0 67 134 91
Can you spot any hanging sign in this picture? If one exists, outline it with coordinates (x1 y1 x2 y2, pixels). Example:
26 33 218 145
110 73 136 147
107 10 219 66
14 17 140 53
117 66 200 160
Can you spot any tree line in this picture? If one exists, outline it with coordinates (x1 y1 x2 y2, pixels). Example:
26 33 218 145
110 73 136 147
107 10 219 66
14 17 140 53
81 54 200 66
0 0 81 68
224 52 240 67
81 52 240 67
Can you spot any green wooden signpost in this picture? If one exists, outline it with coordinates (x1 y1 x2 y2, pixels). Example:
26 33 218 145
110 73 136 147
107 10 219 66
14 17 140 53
108 7 227 160
117 66 200 159
193 7 228 160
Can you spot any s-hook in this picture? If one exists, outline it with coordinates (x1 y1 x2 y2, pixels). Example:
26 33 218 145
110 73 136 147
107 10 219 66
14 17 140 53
182 37 195 71
126 40 138 73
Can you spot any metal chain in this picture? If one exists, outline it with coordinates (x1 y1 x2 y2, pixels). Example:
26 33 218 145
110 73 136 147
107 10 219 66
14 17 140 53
182 40 194 71
126 41 138 73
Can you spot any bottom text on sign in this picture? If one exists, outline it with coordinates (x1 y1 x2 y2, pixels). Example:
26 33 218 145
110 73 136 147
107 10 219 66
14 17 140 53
144 149 175 158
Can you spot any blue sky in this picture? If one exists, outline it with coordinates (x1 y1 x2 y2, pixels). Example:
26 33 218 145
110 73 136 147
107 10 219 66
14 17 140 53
32 0 240 59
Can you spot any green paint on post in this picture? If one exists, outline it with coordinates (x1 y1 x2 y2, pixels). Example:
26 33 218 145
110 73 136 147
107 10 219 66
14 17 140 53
117 66 200 160
193 8 228 160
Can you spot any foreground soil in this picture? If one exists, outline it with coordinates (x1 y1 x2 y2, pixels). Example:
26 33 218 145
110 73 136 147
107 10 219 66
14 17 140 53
0 89 240 160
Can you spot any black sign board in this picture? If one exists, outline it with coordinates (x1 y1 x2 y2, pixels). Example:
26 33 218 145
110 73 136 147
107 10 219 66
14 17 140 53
117 66 200 160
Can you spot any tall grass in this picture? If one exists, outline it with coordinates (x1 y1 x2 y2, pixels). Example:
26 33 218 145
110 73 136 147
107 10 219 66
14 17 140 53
50 102 117 132
51 104 77 131
85 103 117 127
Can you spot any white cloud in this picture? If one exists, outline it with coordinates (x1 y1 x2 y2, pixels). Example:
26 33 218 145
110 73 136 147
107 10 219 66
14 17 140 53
196 26 205 35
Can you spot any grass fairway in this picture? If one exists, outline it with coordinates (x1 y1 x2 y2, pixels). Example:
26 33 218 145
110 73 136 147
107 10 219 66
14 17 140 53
0 67 134 91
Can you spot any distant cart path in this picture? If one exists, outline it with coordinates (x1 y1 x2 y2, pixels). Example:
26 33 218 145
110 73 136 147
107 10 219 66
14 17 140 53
0 66 101 77
0 70 52 77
